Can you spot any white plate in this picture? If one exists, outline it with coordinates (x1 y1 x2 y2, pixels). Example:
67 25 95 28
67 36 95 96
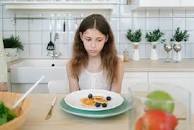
64 89 124 111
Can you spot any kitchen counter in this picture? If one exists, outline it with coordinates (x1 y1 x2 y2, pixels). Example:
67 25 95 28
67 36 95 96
20 93 194 130
124 59 194 72
9 58 194 72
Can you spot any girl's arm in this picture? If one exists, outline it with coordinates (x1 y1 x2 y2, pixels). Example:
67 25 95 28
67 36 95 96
111 58 124 93
66 62 80 92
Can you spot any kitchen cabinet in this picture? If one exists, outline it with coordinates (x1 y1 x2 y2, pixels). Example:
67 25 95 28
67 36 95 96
11 83 48 93
130 0 194 8
180 0 194 7
3 1 116 11
130 0 180 8
121 72 148 93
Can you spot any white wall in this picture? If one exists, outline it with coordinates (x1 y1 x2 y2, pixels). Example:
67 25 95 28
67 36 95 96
0 0 194 59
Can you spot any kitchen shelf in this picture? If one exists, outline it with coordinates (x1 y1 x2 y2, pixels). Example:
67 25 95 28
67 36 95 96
3 1 117 10
128 0 194 9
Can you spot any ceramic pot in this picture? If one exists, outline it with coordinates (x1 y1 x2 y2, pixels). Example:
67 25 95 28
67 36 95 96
132 42 140 61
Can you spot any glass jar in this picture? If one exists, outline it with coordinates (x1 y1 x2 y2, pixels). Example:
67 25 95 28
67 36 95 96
128 83 191 130
123 49 129 62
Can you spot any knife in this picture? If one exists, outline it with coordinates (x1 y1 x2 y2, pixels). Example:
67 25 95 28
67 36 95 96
45 96 57 120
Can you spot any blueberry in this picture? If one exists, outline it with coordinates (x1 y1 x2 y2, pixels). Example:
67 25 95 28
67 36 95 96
102 103 107 107
95 102 101 107
106 96 111 101
51 64 55 67
88 93 93 99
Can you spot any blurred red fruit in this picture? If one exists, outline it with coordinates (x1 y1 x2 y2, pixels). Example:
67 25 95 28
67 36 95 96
135 110 178 130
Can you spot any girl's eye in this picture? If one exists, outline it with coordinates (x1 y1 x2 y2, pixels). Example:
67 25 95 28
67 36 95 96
98 40 102 42
86 39 91 42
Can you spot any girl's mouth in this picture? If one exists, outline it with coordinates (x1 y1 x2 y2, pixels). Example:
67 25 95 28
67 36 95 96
88 50 97 53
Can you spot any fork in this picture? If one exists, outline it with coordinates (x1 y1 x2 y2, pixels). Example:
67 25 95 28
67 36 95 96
45 96 57 120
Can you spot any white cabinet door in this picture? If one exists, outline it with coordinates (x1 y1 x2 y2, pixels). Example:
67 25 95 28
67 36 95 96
180 0 194 7
135 0 180 7
122 72 148 94
149 72 194 114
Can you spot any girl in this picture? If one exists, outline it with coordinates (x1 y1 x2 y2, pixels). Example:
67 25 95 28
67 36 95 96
67 14 124 93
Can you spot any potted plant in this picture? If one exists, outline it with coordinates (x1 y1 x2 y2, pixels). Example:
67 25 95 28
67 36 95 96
171 27 189 62
126 29 142 61
3 35 23 57
145 29 164 60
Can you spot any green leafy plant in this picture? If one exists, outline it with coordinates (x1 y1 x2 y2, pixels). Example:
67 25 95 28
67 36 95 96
171 27 189 42
0 101 16 125
3 35 24 50
126 29 142 42
145 29 164 42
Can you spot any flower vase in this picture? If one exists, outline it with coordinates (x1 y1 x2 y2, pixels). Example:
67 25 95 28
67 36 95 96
150 42 158 60
5 48 18 57
132 42 140 61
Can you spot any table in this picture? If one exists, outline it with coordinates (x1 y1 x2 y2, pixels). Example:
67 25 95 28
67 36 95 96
21 94 130 130
21 94 194 130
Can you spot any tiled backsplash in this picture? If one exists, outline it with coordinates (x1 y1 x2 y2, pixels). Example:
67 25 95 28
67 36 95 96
0 0 194 59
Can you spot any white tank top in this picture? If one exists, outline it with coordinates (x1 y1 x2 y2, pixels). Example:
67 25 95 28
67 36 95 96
78 69 111 90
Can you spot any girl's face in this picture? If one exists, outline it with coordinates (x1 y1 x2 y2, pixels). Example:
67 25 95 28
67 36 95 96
80 28 107 57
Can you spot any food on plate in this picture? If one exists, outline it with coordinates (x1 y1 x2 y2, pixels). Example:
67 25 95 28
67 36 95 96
81 98 96 106
135 110 178 130
95 102 101 107
145 90 175 113
106 96 112 101
88 93 93 99
93 96 107 103
102 103 107 108
80 94 111 108
0 101 17 125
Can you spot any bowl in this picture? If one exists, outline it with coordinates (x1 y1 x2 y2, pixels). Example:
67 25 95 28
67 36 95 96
0 92 30 130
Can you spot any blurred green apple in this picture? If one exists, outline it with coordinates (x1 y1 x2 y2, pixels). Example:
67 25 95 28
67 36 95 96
145 90 175 113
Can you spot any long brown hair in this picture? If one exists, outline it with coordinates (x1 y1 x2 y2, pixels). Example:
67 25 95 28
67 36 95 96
70 14 118 84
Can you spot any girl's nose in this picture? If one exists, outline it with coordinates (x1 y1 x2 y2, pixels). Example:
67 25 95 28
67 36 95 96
91 41 97 48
